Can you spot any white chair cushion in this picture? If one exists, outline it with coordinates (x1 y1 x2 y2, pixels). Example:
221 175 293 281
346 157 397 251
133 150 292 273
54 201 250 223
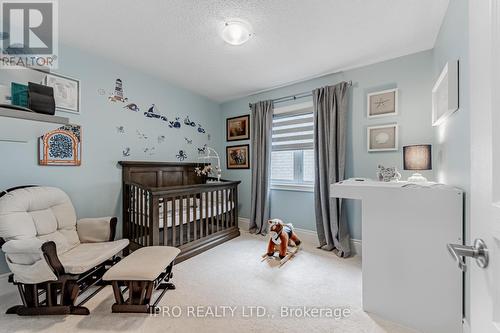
59 239 129 274
103 246 180 281
0 187 79 252
77 217 114 243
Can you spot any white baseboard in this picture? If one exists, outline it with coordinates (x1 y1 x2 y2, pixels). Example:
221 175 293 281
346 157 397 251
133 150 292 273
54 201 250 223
350 238 362 257
238 217 362 256
462 318 470 333
238 217 250 231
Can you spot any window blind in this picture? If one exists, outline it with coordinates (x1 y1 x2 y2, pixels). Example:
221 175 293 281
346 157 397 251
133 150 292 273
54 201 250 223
272 108 314 151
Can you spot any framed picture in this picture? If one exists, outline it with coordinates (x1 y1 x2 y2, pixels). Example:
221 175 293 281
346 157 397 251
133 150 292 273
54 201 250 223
226 144 250 169
367 88 398 118
367 123 398 152
432 60 459 126
226 115 250 141
39 124 82 166
44 72 81 114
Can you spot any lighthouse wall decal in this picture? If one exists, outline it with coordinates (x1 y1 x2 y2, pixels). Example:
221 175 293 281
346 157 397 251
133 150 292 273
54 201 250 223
108 78 128 102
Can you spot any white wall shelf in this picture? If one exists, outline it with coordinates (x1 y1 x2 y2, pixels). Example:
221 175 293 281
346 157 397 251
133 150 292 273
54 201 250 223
0 107 69 143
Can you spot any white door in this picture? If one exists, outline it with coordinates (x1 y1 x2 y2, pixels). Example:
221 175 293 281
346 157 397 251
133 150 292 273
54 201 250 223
468 1 500 332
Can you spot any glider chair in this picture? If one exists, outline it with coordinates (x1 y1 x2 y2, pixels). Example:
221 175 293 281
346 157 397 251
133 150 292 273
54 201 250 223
0 186 129 316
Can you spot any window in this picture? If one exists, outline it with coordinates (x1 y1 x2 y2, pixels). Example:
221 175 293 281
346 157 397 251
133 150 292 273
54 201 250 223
271 104 314 190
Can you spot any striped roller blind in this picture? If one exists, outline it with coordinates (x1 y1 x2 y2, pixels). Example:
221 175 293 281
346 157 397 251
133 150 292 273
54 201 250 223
272 107 314 151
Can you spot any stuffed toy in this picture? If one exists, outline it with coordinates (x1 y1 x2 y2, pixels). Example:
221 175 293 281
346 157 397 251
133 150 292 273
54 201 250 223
266 218 301 259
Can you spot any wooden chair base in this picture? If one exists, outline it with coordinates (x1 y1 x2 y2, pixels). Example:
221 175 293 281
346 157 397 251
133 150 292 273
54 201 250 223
7 304 90 316
5 257 118 316
110 263 175 313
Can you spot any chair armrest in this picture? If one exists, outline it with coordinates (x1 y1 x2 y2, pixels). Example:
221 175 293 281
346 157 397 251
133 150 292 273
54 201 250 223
3 239 65 276
40 241 65 276
2 238 64 284
77 217 117 243
2 238 45 256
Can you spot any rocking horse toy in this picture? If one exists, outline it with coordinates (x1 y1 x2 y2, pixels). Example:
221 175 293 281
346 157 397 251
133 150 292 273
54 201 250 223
261 218 301 267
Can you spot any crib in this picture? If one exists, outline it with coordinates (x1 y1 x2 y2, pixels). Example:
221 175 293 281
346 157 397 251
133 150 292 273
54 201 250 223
119 161 240 263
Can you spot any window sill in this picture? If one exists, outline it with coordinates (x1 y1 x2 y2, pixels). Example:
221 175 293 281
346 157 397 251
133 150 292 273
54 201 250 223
271 183 314 193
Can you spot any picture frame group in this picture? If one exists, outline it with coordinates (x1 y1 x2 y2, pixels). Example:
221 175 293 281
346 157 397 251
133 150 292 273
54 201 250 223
367 123 399 152
226 144 250 169
367 88 398 118
226 115 250 141
226 114 250 169
366 88 399 152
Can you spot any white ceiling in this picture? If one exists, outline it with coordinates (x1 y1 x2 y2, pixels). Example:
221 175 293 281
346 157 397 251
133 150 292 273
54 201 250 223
59 0 449 102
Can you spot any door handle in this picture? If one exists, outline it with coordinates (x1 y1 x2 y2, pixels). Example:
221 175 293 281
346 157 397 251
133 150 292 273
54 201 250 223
447 239 489 272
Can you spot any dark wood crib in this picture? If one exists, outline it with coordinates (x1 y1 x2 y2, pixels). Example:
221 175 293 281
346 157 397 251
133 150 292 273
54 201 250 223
119 161 240 263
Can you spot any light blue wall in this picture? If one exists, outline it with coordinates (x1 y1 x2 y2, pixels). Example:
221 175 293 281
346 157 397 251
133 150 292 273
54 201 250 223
0 41 446 275
0 45 223 274
221 50 435 239
431 0 470 322
432 0 469 212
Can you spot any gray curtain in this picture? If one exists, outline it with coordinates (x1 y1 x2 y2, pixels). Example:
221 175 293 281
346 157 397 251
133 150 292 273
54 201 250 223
313 82 351 257
249 100 274 235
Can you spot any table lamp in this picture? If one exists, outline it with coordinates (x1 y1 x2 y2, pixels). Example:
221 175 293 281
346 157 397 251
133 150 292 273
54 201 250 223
403 144 432 183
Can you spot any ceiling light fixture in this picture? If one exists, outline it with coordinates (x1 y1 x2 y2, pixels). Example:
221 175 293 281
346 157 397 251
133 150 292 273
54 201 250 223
222 20 252 46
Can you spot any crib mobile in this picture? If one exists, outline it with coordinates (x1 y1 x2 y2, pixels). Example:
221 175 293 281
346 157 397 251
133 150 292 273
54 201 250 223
195 146 222 182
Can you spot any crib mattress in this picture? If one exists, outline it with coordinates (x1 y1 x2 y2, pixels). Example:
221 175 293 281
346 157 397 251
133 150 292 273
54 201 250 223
159 201 235 228
130 200 235 228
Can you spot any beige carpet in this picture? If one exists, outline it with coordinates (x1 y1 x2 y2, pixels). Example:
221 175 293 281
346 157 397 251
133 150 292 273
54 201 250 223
0 232 417 333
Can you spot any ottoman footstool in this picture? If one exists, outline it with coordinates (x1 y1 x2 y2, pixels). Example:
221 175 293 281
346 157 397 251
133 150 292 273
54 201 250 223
103 246 180 313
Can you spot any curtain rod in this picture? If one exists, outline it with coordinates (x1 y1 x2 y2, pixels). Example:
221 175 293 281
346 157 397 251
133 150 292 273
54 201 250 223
248 80 352 108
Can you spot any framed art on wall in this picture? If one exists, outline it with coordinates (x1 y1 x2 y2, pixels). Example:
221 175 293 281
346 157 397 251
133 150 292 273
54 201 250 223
44 72 81 114
367 88 398 118
39 124 82 166
226 144 250 169
226 115 250 141
432 60 459 126
367 123 398 152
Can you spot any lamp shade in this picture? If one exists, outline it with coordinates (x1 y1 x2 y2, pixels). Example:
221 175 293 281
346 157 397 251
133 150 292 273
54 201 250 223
403 145 432 171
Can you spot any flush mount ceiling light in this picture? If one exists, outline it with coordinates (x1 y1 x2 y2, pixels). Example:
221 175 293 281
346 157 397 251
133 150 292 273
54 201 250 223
222 20 252 46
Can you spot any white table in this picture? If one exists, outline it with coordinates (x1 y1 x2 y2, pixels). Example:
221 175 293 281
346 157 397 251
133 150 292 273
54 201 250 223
331 179 463 333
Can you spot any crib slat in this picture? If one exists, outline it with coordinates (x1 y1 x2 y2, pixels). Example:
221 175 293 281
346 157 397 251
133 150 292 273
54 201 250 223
198 194 202 239
180 195 184 246
234 185 238 228
133 186 138 243
225 189 229 230
224 189 228 229
172 197 177 247
231 187 235 227
186 194 191 243
205 192 209 236
200 193 203 238
137 188 144 246
220 189 225 230
216 190 220 232
145 190 148 246
164 197 168 246
140 190 143 246
151 195 159 245
193 193 198 240
126 185 131 241
225 188 229 229
210 191 214 234
123 184 129 242
167 198 172 246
